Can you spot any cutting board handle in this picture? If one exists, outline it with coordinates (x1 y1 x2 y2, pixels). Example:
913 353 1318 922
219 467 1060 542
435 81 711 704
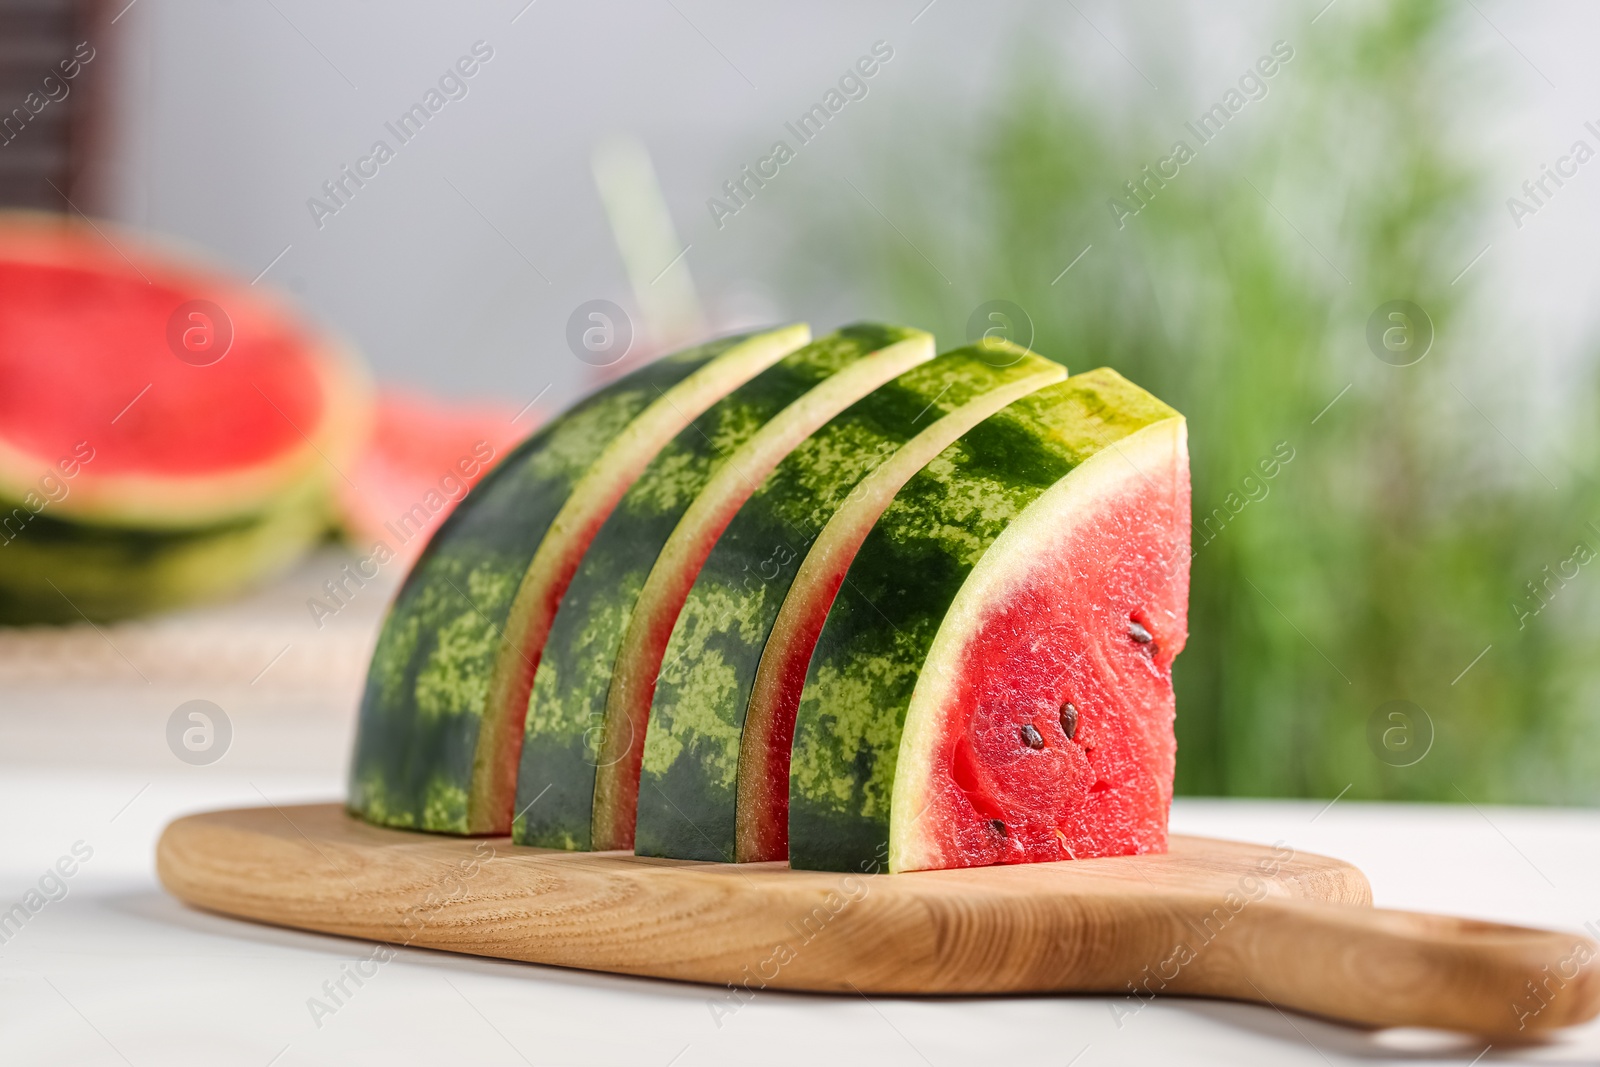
1169 898 1600 1035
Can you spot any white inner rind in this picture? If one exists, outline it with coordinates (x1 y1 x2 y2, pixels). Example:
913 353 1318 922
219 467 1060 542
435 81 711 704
889 416 1187 873
734 359 1067 862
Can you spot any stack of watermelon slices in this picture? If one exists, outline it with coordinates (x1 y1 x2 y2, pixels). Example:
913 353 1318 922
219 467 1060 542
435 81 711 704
348 323 1191 874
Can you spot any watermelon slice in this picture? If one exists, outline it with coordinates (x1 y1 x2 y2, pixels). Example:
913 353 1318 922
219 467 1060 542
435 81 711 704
348 325 810 832
635 341 1067 862
338 389 529 565
0 213 368 621
787 369 1190 873
514 324 934 851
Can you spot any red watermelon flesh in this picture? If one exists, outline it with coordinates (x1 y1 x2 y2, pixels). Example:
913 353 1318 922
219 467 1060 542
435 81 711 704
0 263 319 473
894 425 1190 871
338 389 529 560
0 215 366 526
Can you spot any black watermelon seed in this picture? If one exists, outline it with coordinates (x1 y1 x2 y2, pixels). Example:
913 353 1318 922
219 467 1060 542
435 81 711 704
990 819 1007 836
1129 620 1154 644
1059 702 1079 740
1020 723 1044 749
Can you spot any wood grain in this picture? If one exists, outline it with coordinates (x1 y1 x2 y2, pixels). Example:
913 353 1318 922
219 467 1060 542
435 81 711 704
158 803 1600 1035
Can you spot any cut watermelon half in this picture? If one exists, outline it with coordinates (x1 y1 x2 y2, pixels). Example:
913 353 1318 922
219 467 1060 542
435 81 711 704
514 324 933 851
338 389 528 564
634 341 1066 863
0 212 367 529
349 325 810 833
0 212 368 621
787 369 1190 873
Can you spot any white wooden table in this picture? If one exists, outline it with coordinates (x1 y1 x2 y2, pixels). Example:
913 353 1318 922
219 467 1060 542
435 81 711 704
0 565 1595 1065
4 779 1597 1063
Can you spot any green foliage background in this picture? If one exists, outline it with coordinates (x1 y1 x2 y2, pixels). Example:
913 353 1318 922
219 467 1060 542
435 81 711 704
765 1 1600 802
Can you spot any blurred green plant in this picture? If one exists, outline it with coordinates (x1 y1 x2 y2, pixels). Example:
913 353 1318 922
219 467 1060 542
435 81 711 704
775 0 1600 803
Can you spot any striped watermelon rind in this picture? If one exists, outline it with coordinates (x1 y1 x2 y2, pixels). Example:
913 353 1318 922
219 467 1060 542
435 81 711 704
786 369 1186 872
513 324 929 850
348 327 809 832
0 477 330 624
634 343 1066 862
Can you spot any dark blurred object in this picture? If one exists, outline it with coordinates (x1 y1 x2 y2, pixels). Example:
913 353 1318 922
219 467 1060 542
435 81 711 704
0 0 107 211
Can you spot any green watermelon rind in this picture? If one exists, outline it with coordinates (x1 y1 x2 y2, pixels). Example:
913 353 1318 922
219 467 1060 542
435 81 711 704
786 369 1181 873
0 477 330 624
633 344 1066 862
347 329 797 833
512 324 922 850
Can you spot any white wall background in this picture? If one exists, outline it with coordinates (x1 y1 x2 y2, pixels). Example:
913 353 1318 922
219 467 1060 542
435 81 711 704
85 0 1600 424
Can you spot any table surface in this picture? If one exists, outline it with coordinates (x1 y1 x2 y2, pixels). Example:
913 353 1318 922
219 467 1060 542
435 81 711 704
6 782 1599 1066
1 568 1597 1066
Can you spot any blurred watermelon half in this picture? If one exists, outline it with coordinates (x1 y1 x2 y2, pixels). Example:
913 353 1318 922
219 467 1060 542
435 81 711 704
0 213 370 622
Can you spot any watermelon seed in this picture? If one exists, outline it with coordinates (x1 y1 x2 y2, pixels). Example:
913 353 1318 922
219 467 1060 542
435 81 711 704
1059 702 1079 740
990 819 1008 836
1129 620 1154 645
1020 723 1044 749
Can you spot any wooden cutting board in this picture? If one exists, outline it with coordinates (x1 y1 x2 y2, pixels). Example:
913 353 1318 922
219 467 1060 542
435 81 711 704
158 803 1600 1036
